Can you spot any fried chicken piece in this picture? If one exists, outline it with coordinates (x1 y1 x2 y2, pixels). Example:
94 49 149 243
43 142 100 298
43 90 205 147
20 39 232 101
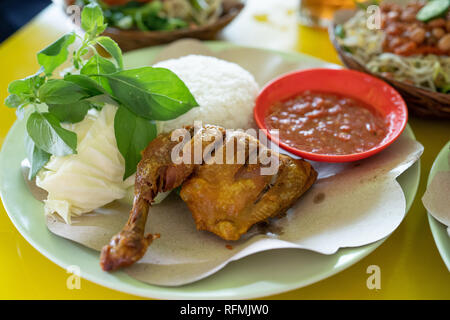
100 127 193 271
100 125 317 271
100 125 225 271
180 131 317 240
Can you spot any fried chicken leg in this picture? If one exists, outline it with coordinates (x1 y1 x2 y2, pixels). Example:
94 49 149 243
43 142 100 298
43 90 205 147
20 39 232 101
100 128 196 271
100 125 317 271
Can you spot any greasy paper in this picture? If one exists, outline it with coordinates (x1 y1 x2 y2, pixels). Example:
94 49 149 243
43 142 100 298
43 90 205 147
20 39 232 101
43 40 423 286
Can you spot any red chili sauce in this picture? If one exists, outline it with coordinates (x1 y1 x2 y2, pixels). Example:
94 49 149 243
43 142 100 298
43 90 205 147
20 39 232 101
264 91 388 155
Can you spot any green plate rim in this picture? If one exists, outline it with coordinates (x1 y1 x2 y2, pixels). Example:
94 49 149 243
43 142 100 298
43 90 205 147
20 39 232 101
426 140 450 271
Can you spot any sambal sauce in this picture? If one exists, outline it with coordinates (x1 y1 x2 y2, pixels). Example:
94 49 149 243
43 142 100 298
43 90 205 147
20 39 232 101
265 91 388 155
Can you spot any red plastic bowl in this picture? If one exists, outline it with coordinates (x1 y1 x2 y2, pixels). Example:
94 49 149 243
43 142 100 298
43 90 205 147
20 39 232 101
254 68 408 162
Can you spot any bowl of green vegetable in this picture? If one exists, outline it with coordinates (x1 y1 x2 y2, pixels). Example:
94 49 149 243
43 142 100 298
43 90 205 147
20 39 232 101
63 0 244 51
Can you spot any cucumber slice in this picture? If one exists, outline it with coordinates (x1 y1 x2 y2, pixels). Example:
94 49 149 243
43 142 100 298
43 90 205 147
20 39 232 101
334 24 346 39
417 0 450 22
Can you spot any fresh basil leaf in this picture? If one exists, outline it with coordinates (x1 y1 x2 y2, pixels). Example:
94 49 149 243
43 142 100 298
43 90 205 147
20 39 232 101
6 74 46 107
48 100 93 123
81 2 107 37
8 79 32 95
101 67 198 120
114 106 157 179
96 36 123 70
64 74 105 96
81 54 117 76
25 135 51 180
81 54 116 89
27 112 77 156
37 32 76 76
38 79 90 104
8 74 45 97
73 53 80 70
5 94 24 108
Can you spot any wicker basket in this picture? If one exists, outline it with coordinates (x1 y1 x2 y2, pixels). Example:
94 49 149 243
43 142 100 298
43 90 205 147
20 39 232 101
64 0 244 52
330 9 450 119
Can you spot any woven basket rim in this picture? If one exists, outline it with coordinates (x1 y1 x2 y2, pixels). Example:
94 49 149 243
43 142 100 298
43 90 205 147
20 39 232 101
63 0 244 37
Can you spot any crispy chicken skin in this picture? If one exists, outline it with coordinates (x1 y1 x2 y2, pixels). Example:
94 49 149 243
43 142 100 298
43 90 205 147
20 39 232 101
100 125 317 271
181 155 317 240
180 131 317 240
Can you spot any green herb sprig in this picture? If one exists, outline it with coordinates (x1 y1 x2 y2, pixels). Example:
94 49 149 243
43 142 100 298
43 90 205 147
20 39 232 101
88 0 188 31
5 3 198 180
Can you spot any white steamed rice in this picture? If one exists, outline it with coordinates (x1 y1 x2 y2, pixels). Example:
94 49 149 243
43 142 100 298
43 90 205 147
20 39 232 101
154 55 259 133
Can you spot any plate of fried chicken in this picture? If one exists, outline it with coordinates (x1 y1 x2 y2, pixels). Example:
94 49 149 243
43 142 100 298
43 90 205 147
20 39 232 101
0 41 422 299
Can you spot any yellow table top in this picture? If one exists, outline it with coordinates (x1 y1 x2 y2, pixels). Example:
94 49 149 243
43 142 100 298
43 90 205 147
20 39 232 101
0 4 449 300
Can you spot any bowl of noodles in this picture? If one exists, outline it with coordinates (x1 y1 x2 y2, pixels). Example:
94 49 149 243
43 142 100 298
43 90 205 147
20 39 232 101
63 0 244 51
330 1 450 118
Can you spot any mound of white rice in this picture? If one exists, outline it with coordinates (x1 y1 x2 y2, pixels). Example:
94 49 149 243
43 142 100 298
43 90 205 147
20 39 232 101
154 55 259 133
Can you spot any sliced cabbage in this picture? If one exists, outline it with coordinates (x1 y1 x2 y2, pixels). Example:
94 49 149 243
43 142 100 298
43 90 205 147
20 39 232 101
36 104 134 223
